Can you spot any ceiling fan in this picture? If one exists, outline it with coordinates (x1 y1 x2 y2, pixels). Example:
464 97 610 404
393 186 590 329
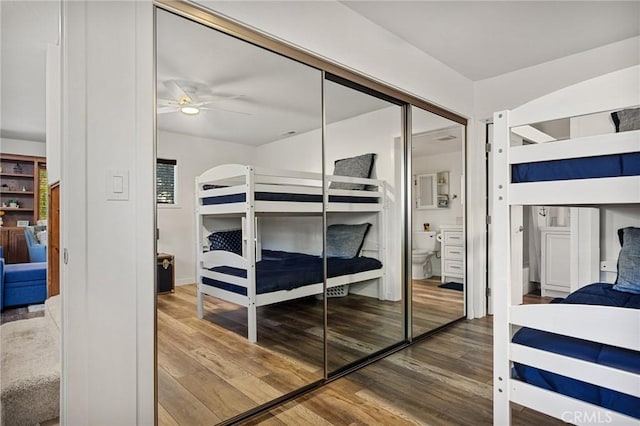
157 79 249 116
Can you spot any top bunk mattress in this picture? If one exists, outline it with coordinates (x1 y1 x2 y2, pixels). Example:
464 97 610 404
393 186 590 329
202 249 382 295
512 283 640 419
512 152 640 183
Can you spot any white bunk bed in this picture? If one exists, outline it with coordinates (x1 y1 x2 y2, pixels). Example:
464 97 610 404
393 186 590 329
492 65 640 424
195 164 386 343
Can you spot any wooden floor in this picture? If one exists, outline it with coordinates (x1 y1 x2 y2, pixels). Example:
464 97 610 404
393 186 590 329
157 285 561 425
245 317 563 426
412 277 464 335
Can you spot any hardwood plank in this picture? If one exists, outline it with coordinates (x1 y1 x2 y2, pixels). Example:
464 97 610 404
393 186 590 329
158 284 564 426
157 367 222 425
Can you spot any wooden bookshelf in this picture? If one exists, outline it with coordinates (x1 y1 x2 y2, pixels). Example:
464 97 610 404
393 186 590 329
0 154 46 227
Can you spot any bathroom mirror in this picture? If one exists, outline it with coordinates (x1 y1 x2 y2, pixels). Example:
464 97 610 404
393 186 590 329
410 106 466 337
155 9 324 423
324 77 405 374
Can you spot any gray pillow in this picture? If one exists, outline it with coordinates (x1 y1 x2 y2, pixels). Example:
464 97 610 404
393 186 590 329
613 227 640 294
329 153 376 190
326 223 371 258
611 107 640 132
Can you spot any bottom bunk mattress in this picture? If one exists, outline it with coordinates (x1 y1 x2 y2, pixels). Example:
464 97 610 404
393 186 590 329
202 249 382 295
512 283 640 418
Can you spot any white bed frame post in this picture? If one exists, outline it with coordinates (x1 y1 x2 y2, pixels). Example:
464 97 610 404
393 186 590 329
492 110 512 425
245 166 258 343
195 178 205 319
379 181 387 300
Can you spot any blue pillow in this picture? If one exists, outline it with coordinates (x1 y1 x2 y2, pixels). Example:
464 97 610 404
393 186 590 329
208 229 243 255
613 227 640 294
326 223 371 258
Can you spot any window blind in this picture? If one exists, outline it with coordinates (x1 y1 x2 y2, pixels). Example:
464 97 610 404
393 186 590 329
157 159 177 204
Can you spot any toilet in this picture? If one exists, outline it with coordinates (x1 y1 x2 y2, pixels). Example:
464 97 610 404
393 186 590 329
412 231 437 280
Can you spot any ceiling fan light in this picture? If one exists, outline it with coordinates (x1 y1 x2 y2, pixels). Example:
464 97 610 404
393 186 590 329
181 106 200 115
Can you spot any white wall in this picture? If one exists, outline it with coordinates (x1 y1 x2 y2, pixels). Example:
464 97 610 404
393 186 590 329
474 36 640 120
156 130 254 285
0 138 46 157
46 43 61 184
61 2 154 424
412 151 464 232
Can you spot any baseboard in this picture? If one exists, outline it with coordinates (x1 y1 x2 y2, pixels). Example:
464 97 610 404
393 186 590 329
176 277 195 286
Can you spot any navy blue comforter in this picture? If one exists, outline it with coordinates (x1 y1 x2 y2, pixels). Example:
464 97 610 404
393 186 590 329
202 249 382 295
512 283 640 418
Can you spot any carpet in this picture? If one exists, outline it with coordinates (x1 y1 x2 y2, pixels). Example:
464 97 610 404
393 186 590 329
1 296 60 426
438 282 463 291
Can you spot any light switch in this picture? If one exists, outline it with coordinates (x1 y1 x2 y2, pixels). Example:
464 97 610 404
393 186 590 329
113 175 124 193
106 169 129 200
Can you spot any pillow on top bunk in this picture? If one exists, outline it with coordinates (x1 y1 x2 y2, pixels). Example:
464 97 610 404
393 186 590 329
613 227 640 294
329 153 376 191
326 223 371 258
611 107 640 132
208 229 243 255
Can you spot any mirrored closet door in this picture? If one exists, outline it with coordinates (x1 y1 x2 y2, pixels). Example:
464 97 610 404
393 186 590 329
155 9 324 424
410 106 466 337
154 3 468 423
323 77 405 373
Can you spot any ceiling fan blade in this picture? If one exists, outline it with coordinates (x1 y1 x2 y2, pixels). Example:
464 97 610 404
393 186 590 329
157 106 177 114
157 98 179 107
163 80 191 103
200 106 252 116
200 93 246 102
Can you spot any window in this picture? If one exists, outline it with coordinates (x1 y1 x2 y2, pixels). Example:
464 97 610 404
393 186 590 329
157 158 177 204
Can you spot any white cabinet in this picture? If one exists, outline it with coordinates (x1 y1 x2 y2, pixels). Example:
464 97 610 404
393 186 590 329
415 171 449 209
541 227 570 298
440 227 464 284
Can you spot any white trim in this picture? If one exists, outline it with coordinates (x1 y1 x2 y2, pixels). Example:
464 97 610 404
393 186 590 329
510 304 640 351
511 343 639 397
509 176 640 206
510 381 639 426
509 129 640 164
509 65 640 127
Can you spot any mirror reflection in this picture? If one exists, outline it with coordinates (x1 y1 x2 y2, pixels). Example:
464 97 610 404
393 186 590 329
324 79 404 373
155 10 324 423
411 107 465 337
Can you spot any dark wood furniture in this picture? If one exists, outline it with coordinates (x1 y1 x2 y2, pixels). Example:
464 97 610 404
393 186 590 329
157 253 175 294
0 227 29 264
48 183 60 297
0 154 46 228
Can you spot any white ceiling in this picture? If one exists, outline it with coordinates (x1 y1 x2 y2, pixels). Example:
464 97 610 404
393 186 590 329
343 1 640 81
2 1 639 144
1 1 59 142
156 9 393 145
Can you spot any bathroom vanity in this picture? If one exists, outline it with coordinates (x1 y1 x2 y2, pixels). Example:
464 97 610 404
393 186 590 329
439 225 464 285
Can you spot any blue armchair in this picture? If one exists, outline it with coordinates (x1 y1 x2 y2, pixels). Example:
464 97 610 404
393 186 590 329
24 227 47 263
0 246 47 310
